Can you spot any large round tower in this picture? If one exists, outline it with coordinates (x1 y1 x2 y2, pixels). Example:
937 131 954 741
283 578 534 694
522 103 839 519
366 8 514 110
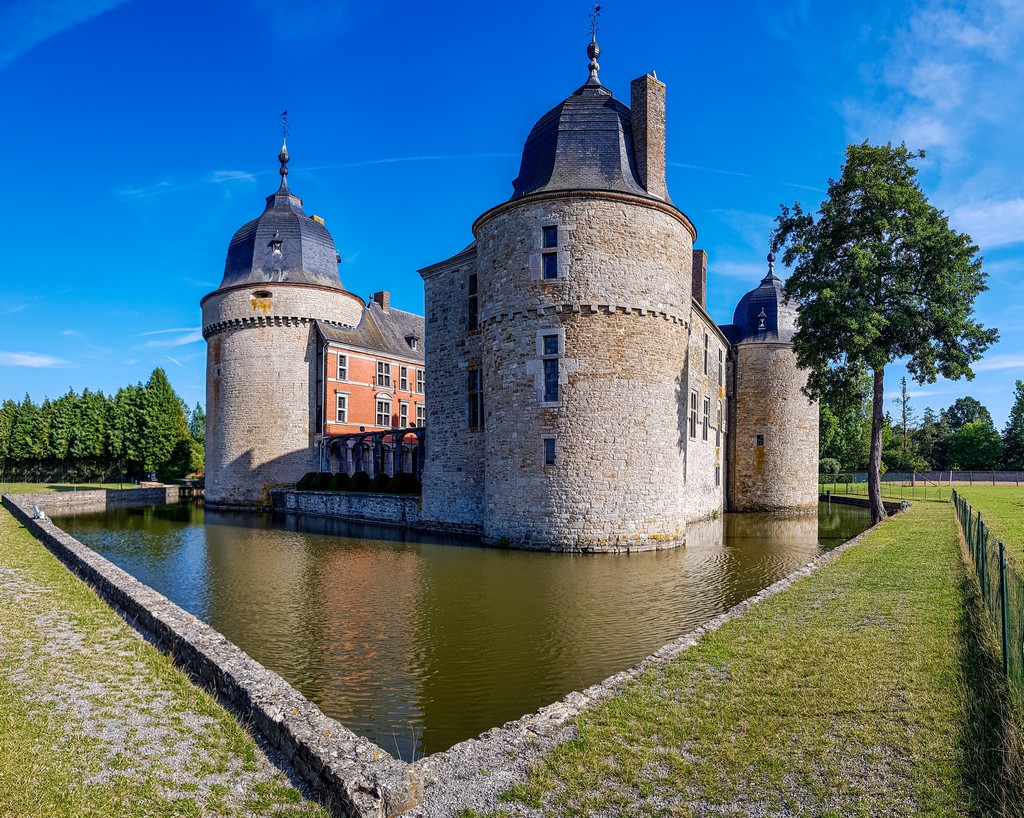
202 142 364 508
726 254 818 512
473 42 697 549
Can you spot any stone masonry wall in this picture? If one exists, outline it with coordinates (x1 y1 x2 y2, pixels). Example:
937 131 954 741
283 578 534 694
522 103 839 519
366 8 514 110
683 307 727 521
474 193 694 549
9 487 180 517
419 250 485 527
203 284 364 508
729 342 818 512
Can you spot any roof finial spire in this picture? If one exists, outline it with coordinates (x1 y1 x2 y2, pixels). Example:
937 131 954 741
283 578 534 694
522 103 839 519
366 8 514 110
764 250 780 283
586 4 602 85
278 109 290 190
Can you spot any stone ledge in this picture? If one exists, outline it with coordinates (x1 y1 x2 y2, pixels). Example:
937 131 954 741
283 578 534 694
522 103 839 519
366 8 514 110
2 493 419 818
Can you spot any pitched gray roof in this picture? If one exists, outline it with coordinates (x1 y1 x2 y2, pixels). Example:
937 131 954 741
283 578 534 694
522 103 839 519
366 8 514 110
316 302 425 363
219 180 344 291
511 80 648 200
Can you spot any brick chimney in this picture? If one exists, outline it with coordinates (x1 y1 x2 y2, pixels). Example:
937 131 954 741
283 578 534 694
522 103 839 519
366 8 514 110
692 249 707 310
630 74 669 202
372 291 390 310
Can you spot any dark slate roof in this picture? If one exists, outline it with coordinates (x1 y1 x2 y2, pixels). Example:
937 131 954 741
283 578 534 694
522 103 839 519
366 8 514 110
316 302 425 363
219 179 344 291
723 271 799 345
511 79 649 200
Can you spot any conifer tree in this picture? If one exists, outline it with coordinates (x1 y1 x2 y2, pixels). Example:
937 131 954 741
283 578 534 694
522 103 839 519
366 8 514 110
1002 380 1024 470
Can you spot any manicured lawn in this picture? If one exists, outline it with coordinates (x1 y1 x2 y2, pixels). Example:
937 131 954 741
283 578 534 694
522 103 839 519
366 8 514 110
955 486 1024 566
0 506 329 817
1 482 131 494
486 501 1022 817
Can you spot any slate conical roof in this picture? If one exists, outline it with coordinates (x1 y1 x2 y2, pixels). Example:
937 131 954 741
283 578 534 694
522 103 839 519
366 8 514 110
510 39 647 201
728 253 799 344
219 141 344 291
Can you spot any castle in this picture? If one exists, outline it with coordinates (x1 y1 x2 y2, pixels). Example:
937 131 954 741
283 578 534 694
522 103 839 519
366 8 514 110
202 38 819 548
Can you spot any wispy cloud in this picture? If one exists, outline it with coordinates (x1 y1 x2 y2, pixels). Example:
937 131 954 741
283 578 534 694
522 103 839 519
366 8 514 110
974 352 1024 372
0 351 68 367
951 198 1024 249
1 303 27 315
141 328 203 348
669 162 825 193
164 355 185 368
0 0 130 71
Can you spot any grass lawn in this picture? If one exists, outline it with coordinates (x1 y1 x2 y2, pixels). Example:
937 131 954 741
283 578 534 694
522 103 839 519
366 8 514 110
954 486 1024 566
1 482 132 494
482 501 1022 817
0 506 329 817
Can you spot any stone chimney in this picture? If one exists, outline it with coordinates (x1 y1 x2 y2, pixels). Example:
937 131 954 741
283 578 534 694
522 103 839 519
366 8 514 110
630 74 669 202
692 249 707 310
372 291 390 310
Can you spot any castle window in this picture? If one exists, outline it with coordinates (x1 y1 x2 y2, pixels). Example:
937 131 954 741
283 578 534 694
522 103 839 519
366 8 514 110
718 348 724 387
716 401 723 447
544 437 556 466
336 393 347 423
702 396 710 442
253 290 272 299
337 354 348 381
542 226 558 248
400 365 409 391
704 333 709 375
756 434 765 447
542 334 559 402
689 391 698 438
416 403 426 427
376 399 392 427
399 401 409 428
715 465 721 486
542 252 558 280
377 361 391 388
467 368 484 430
467 273 479 332
416 369 424 394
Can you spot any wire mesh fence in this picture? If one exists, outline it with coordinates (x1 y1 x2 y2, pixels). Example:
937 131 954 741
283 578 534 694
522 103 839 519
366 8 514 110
819 477 953 502
952 489 1024 716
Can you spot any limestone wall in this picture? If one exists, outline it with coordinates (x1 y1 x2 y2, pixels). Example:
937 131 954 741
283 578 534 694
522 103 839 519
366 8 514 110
202 284 364 508
683 307 728 521
473 193 695 549
728 342 818 512
9 487 180 517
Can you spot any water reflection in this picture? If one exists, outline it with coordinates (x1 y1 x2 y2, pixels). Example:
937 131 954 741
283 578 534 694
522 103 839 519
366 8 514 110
61 501 870 760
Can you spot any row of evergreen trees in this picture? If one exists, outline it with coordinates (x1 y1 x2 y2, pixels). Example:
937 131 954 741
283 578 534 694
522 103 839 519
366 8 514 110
821 378 1024 472
0 368 204 483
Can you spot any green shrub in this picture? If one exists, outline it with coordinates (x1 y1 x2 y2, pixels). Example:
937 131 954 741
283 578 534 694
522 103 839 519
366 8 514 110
836 473 854 483
368 472 392 493
312 472 334 490
296 472 318 490
348 471 371 492
329 472 350 491
819 458 841 479
386 472 422 495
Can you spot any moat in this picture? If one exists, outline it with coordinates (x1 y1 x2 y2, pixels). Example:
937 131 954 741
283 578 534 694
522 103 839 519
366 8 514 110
61 501 871 761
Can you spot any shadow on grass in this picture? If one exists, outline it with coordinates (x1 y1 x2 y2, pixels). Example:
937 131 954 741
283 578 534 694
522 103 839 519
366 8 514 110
955 560 1024 817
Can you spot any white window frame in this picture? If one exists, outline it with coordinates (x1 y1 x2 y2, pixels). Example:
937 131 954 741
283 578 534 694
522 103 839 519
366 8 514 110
337 353 348 381
400 365 409 391
399 401 409 428
377 361 391 388
689 390 698 439
416 403 426 427
416 369 424 394
702 396 711 442
336 393 348 423
376 398 392 427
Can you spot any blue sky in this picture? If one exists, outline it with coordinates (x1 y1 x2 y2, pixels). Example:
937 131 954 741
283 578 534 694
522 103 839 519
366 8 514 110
1 0 1021 428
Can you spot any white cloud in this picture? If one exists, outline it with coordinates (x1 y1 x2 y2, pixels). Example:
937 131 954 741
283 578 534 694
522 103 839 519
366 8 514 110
0 0 130 71
0 351 68 367
210 170 257 184
951 198 1024 249
974 352 1024 372
143 328 203 348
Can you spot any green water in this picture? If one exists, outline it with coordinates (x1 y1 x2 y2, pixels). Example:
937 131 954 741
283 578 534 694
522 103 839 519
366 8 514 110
61 501 871 761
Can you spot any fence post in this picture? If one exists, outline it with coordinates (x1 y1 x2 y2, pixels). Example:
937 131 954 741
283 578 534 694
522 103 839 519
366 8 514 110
999 541 1009 678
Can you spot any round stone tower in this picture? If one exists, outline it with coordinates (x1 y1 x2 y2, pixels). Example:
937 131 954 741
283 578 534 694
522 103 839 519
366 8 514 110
726 254 818 512
473 41 697 549
202 141 364 508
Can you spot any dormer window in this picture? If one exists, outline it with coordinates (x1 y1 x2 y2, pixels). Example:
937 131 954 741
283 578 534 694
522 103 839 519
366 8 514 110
406 335 420 351
270 234 283 255
757 308 767 330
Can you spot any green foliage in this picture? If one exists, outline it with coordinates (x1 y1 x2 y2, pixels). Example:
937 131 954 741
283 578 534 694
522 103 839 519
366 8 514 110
328 472 350 491
819 458 840 478
945 396 994 433
1002 381 1024 470
140 369 189 473
368 472 391 493
917 407 950 470
386 472 422 495
946 420 1003 470
774 142 997 519
348 471 371 492
311 472 333 490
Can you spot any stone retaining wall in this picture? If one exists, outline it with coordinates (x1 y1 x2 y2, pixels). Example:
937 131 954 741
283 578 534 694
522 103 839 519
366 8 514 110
10 486 180 517
2 492 418 818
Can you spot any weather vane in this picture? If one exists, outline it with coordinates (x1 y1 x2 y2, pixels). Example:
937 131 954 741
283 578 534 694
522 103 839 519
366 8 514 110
280 109 289 143
590 3 602 42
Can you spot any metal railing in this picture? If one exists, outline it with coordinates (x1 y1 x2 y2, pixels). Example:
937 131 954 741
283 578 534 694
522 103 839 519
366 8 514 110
952 489 1024 715
819 477 952 502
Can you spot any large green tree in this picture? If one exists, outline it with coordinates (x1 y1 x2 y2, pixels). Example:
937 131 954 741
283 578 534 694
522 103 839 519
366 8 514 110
944 396 993 432
946 420 1003 470
773 142 998 523
1002 381 1024 470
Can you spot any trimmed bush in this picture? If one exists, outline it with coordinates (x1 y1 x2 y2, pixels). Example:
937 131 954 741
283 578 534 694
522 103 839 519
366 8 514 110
296 472 318 490
386 472 421 495
328 472 350 491
348 471 371 492
368 473 392 493
312 472 334 490
819 458 841 479
836 473 854 483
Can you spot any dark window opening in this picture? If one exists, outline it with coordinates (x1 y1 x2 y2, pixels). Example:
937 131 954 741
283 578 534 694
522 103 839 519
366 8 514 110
543 359 558 402
756 434 765 447
467 369 483 430
544 437 556 466
542 252 558 280
542 226 558 248
467 273 478 332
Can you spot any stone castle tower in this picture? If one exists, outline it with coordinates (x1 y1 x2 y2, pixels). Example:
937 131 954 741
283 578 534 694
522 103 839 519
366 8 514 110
420 40 731 550
724 253 819 512
202 142 365 507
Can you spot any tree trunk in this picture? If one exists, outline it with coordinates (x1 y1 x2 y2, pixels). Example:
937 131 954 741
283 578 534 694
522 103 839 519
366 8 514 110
868 368 888 524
